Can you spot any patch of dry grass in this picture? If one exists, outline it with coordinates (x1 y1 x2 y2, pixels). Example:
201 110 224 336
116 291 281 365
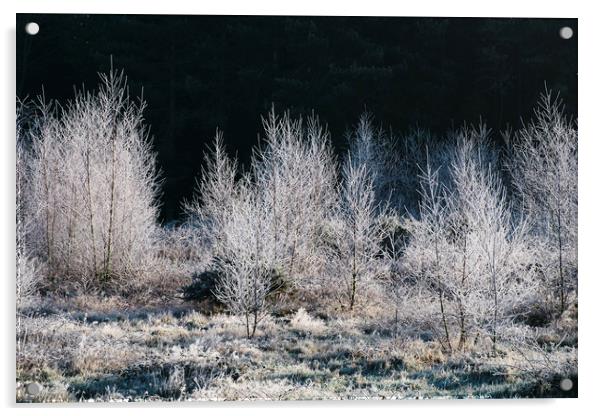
290 308 327 335
16 297 577 402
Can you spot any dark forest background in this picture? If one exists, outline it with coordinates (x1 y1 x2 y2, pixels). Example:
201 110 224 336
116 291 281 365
16 14 577 222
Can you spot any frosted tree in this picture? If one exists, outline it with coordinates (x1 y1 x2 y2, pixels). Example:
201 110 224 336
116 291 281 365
251 110 337 287
184 130 237 251
403 155 454 351
449 132 533 352
509 91 578 315
16 101 41 309
189 110 338 333
402 129 535 353
212 180 274 338
347 113 405 209
187 130 273 337
22 69 161 289
330 154 389 311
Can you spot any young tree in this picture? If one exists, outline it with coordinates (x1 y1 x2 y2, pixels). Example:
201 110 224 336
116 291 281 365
330 154 388 311
251 110 337 287
509 91 578 315
16 101 40 309
212 181 274 338
402 129 536 353
449 133 533 353
442 127 496 350
184 130 237 250
190 110 338 334
22 69 161 289
403 155 454 351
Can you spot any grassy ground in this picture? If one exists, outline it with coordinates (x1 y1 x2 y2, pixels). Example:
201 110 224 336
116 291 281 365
16 298 577 402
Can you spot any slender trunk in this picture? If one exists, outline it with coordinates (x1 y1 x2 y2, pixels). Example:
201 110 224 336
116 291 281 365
272 172 278 264
42 154 53 268
492 288 498 353
251 270 258 338
85 151 98 280
554 171 566 316
65 165 77 274
104 122 117 282
288 221 299 278
350 272 357 310
289 239 297 277
437 278 452 352
48 168 57 270
250 226 262 339
350 221 357 310
435 236 452 352
458 233 467 350
491 241 498 355
458 303 466 351
557 208 565 315
252 309 258 338
66 200 74 277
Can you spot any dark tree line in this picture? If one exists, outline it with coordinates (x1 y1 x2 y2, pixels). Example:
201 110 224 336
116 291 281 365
17 14 577 221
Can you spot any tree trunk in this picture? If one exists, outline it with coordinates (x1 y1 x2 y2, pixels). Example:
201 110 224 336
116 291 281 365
104 119 118 283
557 209 565 316
85 151 98 280
491 242 498 355
252 310 258 338
435 238 452 352
350 220 357 310
457 234 468 350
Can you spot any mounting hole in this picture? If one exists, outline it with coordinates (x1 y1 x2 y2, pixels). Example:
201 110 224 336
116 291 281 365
25 22 39 36
560 378 573 391
559 26 573 40
26 382 43 396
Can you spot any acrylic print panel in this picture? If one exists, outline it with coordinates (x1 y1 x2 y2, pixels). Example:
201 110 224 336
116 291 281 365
16 14 577 402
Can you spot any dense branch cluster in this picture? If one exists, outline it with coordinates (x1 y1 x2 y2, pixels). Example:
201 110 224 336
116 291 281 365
17 71 161 293
186 94 576 340
17 73 577 345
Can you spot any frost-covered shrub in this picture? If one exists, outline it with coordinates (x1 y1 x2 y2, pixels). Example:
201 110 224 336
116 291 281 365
508 92 578 315
290 308 326 335
400 127 536 352
21 70 161 289
187 111 338 335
